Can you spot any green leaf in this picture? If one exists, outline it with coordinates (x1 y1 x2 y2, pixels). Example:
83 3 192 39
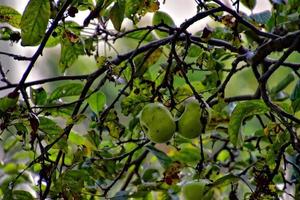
134 48 163 77
59 39 85 72
45 104 75 118
125 0 143 19
188 44 203 57
145 144 172 168
20 0 50 46
14 123 28 135
2 162 18 174
152 11 175 38
54 22 84 70
0 92 19 112
13 190 34 200
121 80 153 116
45 24 65 47
228 100 269 147
241 0 256 10
152 11 175 27
69 131 86 146
46 21 80 48
206 3 223 16
110 1 125 31
104 109 125 139
75 0 94 11
174 81 205 102
250 10 271 24
39 117 66 151
142 168 160 182
39 117 63 135
87 91 106 113
171 144 200 164
125 29 154 42
0 96 17 112
62 169 88 191
210 173 239 188
292 99 300 113
30 87 47 105
48 83 84 102
3 136 17 151
275 102 293 114
0 5 22 28
96 0 105 7
291 80 300 112
3 189 13 200
270 72 296 94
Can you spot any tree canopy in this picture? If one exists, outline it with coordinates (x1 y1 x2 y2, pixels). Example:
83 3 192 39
0 0 300 199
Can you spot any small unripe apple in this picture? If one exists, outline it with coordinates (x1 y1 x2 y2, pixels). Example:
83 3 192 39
139 103 176 143
177 98 211 139
177 98 203 139
182 181 205 200
182 180 213 200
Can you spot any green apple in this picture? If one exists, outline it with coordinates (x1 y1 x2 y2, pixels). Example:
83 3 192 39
177 98 203 139
182 181 212 200
139 103 176 143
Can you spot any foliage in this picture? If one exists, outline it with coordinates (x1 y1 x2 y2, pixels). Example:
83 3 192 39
0 0 300 199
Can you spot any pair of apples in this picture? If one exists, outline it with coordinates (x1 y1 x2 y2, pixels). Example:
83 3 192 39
139 98 210 143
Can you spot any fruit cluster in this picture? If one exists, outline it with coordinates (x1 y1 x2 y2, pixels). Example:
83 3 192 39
139 98 210 143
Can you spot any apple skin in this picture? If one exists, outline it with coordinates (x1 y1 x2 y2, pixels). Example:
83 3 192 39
182 181 213 200
177 98 203 139
139 103 176 143
182 181 205 200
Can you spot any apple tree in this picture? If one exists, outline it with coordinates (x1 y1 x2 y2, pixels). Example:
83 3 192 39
0 0 299 199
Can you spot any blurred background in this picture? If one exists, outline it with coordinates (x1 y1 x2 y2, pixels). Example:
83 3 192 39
0 1 297 199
